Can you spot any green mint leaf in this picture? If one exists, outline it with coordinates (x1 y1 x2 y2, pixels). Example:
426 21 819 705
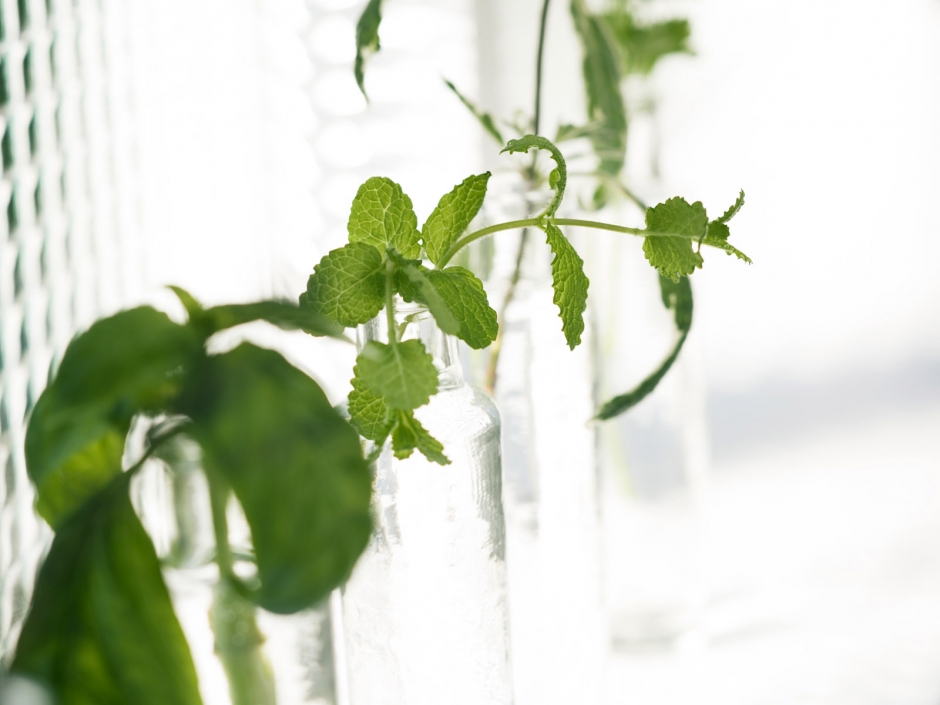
444 80 504 144
390 410 450 465
502 135 567 217
428 268 498 350
195 300 346 339
354 0 383 98
387 250 461 336
570 0 627 175
603 12 692 76
643 197 706 281
555 122 605 143
716 189 745 224
348 177 421 259
348 373 392 443
595 276 693 419
355 339 438 410
305 242 386 328
544 223 589 349
12 473 203 705
25 307 200 527
422 172 490 265
702 190 752 263
181 344 372 614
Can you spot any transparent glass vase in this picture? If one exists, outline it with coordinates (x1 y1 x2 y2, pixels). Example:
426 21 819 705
131 430 338 705
467 175 606 705
585 214 710 650
338 302 513 705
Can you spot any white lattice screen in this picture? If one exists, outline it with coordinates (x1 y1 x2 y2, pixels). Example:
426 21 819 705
0 0 137 662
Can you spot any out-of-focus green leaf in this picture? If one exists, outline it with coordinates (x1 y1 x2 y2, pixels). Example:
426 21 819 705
305 243 387 328
181 344 372 615
354 0 383 98
444 80 504 145
603 11 692 76
570 0 627 175
595 275 692 419
25 307 200 527
12 473 203 705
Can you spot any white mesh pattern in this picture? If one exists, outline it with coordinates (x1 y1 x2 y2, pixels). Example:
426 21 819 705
0 0 136 663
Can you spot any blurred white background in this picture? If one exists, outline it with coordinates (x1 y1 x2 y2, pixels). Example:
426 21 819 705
117 0 940 702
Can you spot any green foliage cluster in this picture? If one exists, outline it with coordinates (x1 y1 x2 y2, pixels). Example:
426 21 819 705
10 297 373 704
303 134 747 460
351 0 748 421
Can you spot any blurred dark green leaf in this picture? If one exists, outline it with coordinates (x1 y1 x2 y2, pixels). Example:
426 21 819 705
595 275 692 419
26 307 200 527
12 473 203 705
603 11 691 76
444 80 505 145
182 344 372 614
354 0 383 98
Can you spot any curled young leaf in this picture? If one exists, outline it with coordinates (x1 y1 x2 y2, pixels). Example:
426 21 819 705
348 177 421 259
422 172 490 265
502 135 567 218
305 242 386 328
12 473 203 705
544 223 589 349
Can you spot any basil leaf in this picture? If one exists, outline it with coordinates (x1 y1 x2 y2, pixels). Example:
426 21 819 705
182 344 372 614
26 307 200 527
12 473 203 705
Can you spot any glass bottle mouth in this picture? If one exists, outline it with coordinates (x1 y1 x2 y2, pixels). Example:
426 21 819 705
357 299 465 390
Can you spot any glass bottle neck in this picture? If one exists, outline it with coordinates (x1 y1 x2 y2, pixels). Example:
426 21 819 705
356 299 465 391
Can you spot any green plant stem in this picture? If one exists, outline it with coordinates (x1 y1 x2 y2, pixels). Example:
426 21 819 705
485 228 530 393
436 217 708 269
533 0 551 136
207 475 276 705
385 257 397 342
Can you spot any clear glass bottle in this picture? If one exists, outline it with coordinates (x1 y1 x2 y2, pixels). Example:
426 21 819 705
339 302 513 705
131 430 339 705
468 174 606 705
